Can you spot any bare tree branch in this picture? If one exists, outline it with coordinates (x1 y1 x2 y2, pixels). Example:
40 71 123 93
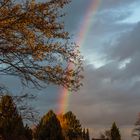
0 87 39 123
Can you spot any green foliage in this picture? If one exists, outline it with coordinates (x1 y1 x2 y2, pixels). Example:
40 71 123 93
110 122 121 140
35 110 64 140
0 95 32 140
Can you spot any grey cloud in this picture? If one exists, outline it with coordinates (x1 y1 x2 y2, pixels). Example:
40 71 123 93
64 0 137 61
99 0 140 11
108 22 140 61
64 0 139 32
67 62 140 139
101 22 140 82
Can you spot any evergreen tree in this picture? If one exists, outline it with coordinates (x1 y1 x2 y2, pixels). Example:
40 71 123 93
85 129 90 140
0 95 32 140
24 125 33 140
82 128 86 139
132 114 140 140
61 111 82 140
100 129 111 140
35 110 64 140
110 122 121 140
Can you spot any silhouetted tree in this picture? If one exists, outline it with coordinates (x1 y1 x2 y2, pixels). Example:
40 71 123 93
132 114 140 140
35 110 64 140
59 111 82 140
0 95 32 140
85 129 90 140
0 0 83 91
81 128 89 140
110 122 121 140
24 125 33 140
82 128 86 139
13 93 38 123
0 87 38 123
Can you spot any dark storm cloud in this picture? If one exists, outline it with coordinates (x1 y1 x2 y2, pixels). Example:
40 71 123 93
103 22 140 82
68 62 140 139
108 22 140 60
67 9 140 138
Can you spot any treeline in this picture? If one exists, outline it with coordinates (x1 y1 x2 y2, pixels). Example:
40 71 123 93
0 95 89 140
97 122 121 140
1 95 140 140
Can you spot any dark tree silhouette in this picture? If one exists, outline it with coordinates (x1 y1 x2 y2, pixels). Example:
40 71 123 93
0 87 38 123
59 111 83 139
35 110 64 140
110 122 121 140
85 129 90 140
0 95 32 140
82 128 86 139
132 114 140 140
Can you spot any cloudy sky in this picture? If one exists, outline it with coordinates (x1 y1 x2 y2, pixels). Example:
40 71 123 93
1 0 140 139
63 0 140 139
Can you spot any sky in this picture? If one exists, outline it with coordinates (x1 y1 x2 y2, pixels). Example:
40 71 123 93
61 0 140 140
62 0 140 139
1 0 140 139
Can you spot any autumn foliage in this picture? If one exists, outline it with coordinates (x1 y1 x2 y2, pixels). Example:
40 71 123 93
0 0 83 91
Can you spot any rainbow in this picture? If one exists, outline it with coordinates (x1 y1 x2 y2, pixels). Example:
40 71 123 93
58 0 101 114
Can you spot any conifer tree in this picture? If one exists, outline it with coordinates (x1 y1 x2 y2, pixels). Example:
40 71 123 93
110 122 121 140
0 95 32 140
85 129 90 140
35 110 64 140
60 111 82 139
82 128 86 139
132 114 140 140
24 125 33 140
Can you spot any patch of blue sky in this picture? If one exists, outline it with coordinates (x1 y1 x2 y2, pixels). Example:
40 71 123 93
119 6 140 24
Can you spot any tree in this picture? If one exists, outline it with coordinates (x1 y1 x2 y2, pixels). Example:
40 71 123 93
59 111 82 140
85 129 90 140
0 0 83 91
35 110 64 140
132 114 140 140
24 125 33 140
13 92 39 123
0 95 32 140
0 87 38 123
82 128 86 139
110 122 121 140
